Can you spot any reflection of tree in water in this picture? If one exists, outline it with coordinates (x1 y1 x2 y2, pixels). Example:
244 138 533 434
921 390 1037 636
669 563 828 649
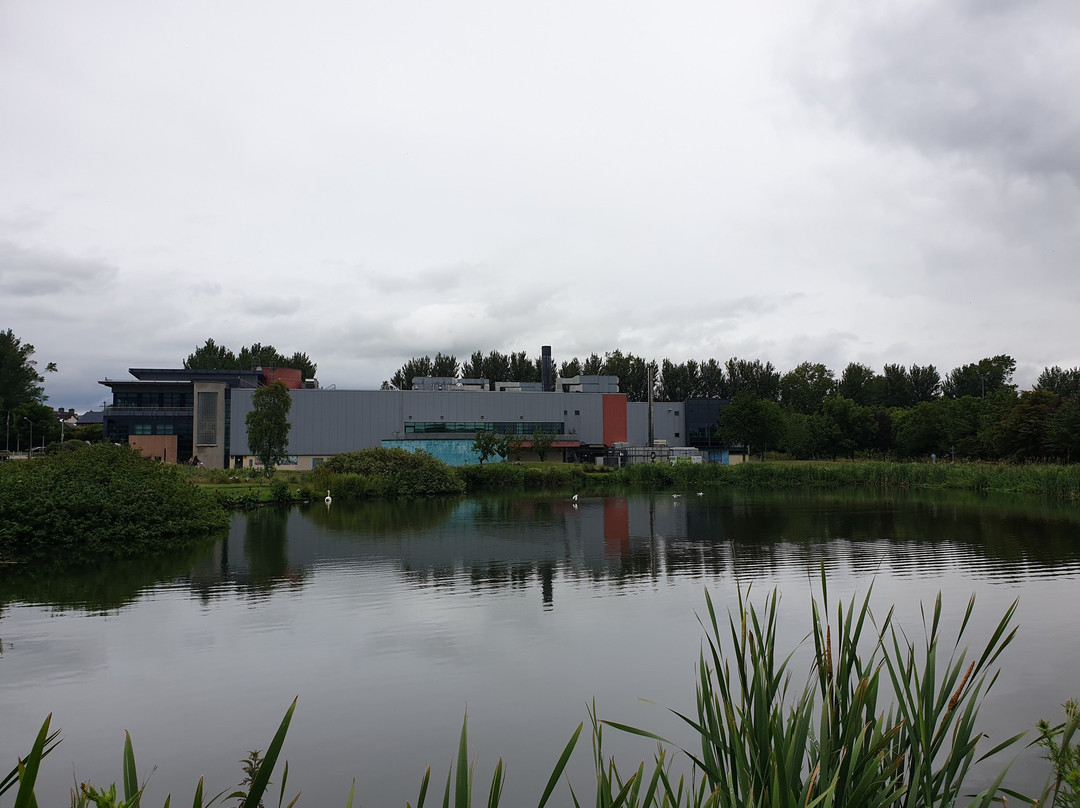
0 539 221 612
302 497 460 535
239 506 303 594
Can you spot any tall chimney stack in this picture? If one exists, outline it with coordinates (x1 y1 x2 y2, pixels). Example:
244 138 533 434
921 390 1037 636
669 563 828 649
541 345 553 392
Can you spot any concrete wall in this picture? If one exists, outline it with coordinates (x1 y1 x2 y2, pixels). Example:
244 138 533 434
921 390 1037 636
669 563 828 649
193 381 227 469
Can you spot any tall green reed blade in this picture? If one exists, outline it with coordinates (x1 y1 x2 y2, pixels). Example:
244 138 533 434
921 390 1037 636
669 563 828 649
12 713 52 808
1 715 60 799
454 713 470 808
537 721 582 808
241 697 297 808
122 730 140 807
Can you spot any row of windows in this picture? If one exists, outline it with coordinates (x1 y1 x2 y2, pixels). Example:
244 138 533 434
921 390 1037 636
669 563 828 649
405 421 564 436
132 424 176 435
113 392 192 409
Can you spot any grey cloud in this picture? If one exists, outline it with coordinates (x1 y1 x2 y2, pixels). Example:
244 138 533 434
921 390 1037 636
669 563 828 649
0 240 119 296
367 262 478 295
794 0 1080 180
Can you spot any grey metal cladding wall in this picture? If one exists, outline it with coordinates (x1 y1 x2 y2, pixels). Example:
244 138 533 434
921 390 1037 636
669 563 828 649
229 389 613 454
627 401 686 446
401 391 605 443
230 389 404 455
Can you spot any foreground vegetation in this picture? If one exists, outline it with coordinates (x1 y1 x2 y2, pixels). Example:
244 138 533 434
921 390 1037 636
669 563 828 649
6 583 1078 807
0 444 228 563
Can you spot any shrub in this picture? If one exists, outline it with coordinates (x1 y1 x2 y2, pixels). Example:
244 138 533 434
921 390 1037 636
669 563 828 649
0 443 228 562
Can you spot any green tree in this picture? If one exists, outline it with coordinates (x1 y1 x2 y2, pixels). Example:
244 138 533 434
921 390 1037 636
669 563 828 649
725 358 781 402
245 382 293 478
471 430 501 464
837 363 882 406
602 350 653 401
1035 365 1080 397
717 392 784 457
1048 396 1080 462
909 364 941 402
0 329 51 412
781 411 831 459
431 352 459 379
780 362 835 414
183 338 237 370
822 396 877 460
893 401 946 458
880 364 914 408
942 355 1017 399
558 358 582 378
697 358 728 398
531 428 555 462
657 359 700 401
388 356 434 389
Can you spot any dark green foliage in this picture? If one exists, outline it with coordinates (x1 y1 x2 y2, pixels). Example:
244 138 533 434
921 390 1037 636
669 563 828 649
184 339 317 380
454 463 593 492
0 328 52 411
942 355 1017 399
0 443 228 562
313 448 465 498
246 382 292 478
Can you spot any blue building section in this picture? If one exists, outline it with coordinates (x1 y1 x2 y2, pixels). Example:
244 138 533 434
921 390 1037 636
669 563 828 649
380 438 501 466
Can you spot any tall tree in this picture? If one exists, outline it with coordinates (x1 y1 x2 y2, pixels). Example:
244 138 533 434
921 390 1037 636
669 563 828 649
1 329 53 414
657 359 700 402
909 364 941 402
822 396 878 460
780 362 835 414
461 351 485 379
697 358 728 399
717 392 785 456
431 352 459 379
725 358 781 402
508 351 538 383
581 353 604 376
942 355 1017 399
183 338 236 370
1035 366 1080 398
559 358 582 378
880 364 914 408
388 356 434 389
837 363 882 406
246 382 292 478
602 350 653 401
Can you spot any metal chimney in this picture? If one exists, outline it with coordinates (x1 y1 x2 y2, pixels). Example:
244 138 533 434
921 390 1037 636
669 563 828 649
541 345 553 392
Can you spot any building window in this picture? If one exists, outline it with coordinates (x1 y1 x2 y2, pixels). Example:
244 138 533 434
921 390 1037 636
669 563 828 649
197 392 218 445
675 432 680 438
574 410 580 416
134 424 152 435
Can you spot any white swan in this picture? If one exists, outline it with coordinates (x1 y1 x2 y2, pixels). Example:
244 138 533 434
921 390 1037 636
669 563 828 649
571 493 579 501
325 489 333 505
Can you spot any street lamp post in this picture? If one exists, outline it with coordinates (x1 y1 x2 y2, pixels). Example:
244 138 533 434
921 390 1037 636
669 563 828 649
24 417 32 459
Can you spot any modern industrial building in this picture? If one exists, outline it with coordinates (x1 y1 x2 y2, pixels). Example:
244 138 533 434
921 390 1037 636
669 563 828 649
101 358 733 469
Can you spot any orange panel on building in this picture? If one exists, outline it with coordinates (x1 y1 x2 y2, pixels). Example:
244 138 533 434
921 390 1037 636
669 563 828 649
602 394 628 446
264 368 304 389
129 435 179 463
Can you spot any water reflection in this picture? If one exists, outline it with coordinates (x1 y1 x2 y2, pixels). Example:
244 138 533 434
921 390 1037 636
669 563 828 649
4 489 1080 616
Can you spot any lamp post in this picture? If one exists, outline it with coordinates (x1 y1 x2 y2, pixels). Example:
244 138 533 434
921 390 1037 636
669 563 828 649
24 417 32 459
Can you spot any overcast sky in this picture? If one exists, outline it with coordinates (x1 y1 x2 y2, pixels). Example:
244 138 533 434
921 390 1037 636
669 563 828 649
2 0 1078 413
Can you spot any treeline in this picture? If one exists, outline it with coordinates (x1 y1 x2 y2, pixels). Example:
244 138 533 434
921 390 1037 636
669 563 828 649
384 349 1080 462
184 338 317 380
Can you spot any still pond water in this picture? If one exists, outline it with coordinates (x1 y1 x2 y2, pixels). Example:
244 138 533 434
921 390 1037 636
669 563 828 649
2 489 1080 806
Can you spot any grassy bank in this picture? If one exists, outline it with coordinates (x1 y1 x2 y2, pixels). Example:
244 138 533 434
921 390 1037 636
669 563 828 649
7 583 1078 807
608 459 1080 499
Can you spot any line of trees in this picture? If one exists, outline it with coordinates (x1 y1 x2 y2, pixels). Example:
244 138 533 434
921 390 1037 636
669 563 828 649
184 339 317 380
383 348 1080 462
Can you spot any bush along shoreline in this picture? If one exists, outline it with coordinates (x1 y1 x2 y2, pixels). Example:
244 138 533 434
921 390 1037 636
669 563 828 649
0 443 228 564
6 583 1079 807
